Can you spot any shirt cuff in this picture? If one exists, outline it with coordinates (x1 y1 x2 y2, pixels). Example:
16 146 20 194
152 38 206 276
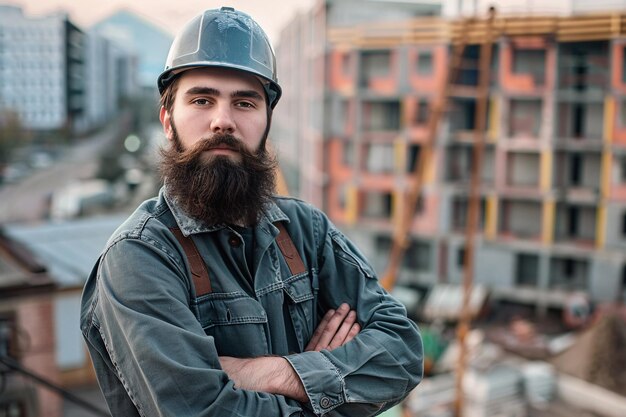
284 351 345 415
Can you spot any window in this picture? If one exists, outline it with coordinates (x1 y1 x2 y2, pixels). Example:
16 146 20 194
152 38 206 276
512 48 545 85
415 99 429 124
564 258 575 277
567 206 580 236
360 50 391 86
457 248 466 267
515 253 539 286
509 99 542 137
417 51 433 75
622 212 626 237
447 145 471 181
363 100 401 131
459 45 479 86
570 153 583 185
450 98 476 132
407 144 420 173
549 256 588 290
452 197 486 231
405 240 431 271
375 237 431 271
366 143 394 173
363 191 393 218
375 235 392 253
0 313 19 359
573 104 584 138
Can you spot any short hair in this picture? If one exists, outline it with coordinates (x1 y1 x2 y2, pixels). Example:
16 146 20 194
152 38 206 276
159 77 180 112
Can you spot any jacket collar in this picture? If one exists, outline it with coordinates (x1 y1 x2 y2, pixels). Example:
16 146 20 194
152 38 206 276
161 186 289 237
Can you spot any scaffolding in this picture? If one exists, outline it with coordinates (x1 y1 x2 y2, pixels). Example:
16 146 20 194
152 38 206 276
328 8 626 417
328 12 626 47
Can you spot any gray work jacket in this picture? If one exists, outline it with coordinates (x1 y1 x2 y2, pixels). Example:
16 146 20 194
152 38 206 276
80 188 423 416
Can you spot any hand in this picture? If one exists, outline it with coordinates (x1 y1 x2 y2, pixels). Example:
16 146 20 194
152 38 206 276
305 303 360 352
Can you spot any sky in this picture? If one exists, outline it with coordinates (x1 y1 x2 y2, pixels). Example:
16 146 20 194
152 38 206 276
4 0 316 44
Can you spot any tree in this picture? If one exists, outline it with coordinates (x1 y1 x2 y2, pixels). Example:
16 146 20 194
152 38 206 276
0 110 25 166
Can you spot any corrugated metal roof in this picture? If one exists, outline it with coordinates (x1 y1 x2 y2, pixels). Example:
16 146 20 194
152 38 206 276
0 227 55 295
5 214 127 288
423 283 488 321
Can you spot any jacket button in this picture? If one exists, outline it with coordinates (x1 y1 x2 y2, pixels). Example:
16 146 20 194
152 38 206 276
320 397 332 409
228 234 241 248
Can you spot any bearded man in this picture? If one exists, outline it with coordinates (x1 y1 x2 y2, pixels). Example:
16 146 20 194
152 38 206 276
81 7 422 417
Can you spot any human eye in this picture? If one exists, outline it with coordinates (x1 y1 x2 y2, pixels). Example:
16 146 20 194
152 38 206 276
235 101 255 109
191 97 211 106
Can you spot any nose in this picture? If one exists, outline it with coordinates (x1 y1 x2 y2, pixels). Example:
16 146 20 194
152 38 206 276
210 104 236 134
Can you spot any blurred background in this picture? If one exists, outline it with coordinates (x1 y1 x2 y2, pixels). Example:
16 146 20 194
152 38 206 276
1 1 625 416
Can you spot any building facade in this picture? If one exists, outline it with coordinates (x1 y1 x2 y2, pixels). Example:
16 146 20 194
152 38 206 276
273 0 626 311
0 227 60 417
0 5 139 134
0 6 87 132
83 28 138 132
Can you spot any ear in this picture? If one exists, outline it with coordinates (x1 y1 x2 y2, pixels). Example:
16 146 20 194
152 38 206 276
159 107 174 141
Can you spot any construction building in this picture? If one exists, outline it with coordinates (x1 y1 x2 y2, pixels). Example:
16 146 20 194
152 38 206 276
273 0 626 313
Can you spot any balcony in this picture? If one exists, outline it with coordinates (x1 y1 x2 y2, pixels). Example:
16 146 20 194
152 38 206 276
556 102 604 146
504 151 541 194
445 143 494 187
501 42 550 94
553 204 596 248
361 99 401 135
553 151 601 202
508 98 542 141
358 49 397 94
498 199 543 241
558 41 609 96
549 256 589 291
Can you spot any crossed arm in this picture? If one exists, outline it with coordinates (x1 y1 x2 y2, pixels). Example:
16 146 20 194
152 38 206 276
219 303 360 402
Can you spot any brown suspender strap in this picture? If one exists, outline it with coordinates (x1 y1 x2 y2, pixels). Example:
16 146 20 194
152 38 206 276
170 223 304 296
275 222 306 276
170 227 212 297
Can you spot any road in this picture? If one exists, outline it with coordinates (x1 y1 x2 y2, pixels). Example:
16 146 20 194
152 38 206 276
0 118 127 224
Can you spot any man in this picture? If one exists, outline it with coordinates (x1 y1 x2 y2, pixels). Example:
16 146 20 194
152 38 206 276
81 7 423 417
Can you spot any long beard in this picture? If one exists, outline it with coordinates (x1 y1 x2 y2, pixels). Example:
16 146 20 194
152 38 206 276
159 127 277 226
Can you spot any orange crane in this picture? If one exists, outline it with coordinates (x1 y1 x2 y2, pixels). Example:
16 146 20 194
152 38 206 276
379 8 496 417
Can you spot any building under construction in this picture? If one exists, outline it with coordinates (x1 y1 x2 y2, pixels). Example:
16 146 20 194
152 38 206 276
273 0 626 314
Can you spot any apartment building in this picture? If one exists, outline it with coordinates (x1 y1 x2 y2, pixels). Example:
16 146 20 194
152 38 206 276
0 5 139 134
0 5 85 132
273 0 626 311
83 28 138 131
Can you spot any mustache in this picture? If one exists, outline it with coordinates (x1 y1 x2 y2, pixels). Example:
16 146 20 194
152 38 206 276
169 134 255 164
194 134 246 153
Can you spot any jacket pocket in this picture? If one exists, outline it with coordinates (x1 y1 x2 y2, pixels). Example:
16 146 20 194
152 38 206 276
198 293 269 357
330 229 376 279
283 271 316 351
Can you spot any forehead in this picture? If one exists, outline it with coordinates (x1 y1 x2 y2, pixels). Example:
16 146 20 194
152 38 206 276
176 67 266 96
